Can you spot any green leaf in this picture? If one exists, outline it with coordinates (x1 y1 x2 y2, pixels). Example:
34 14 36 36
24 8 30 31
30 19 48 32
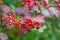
3 0 12 5
10 4 16 13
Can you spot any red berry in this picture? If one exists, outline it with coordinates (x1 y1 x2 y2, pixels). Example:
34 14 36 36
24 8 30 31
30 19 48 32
25 20 29 23
43 0 48 6
22 2 25 6
9 16 13 19
13 21 17 24
9 22 13 26
13 19 16 22
36 22 40 25
16 23 19 26
57 4 60 8
25 0 30 2
6 16 9 18
26 26 30 31
22 22 26 25
13 19 17 24
12 14 16 17
28 22 32 26
36 25 40 29
54 0 58 3
19 18 22 21
27 2 30 6
33 21 36 25
28 5 31 9
34 1 37 5
37 2 40 7
2 18 5 21
26 18 32 22
32 25 35 28
26 18 30 21
36 22 41 29
17 24 21 28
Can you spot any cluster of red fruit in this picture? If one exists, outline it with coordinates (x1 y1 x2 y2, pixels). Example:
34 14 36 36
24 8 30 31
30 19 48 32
42 0 60 8
2 14 41 31
22 0 40 9
21 18 41 31
22 0 60 9
2 14 21 29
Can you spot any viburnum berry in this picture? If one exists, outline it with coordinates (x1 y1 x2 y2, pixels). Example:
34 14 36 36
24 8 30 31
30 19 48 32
31 23 35 28
22 2 25 6
28 22 32 26
32 21 36 25
36 22 40 25
12 14 16 17
9 16 13 19
15 23 20 28
25 0 30 2
43 0 48 6
26 26 30 31
26 18 32 22
9 22 13 26
28 5 31 8
54 0 58 3
32 25 35 28
6 16 9 18
36 22 41 29
16 24 21 29
19 18 22 21
36 25 40 29
2 16 7 21
37 2 40 7
34 1 37 5
2 18 5 21
57 4 60 8
13 19 17 24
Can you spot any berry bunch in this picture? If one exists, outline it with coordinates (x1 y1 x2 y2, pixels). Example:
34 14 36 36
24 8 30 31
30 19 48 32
2 14 21 29
21 18 41 31
22 0 40 10
2 14 41 31
42 0 60 8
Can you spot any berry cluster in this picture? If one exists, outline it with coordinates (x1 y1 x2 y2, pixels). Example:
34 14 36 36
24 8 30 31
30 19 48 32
43 0 60 8
2 14 21 29
2 14 41 31
21 18 41 31
22 0 40 9
22 0 60 9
